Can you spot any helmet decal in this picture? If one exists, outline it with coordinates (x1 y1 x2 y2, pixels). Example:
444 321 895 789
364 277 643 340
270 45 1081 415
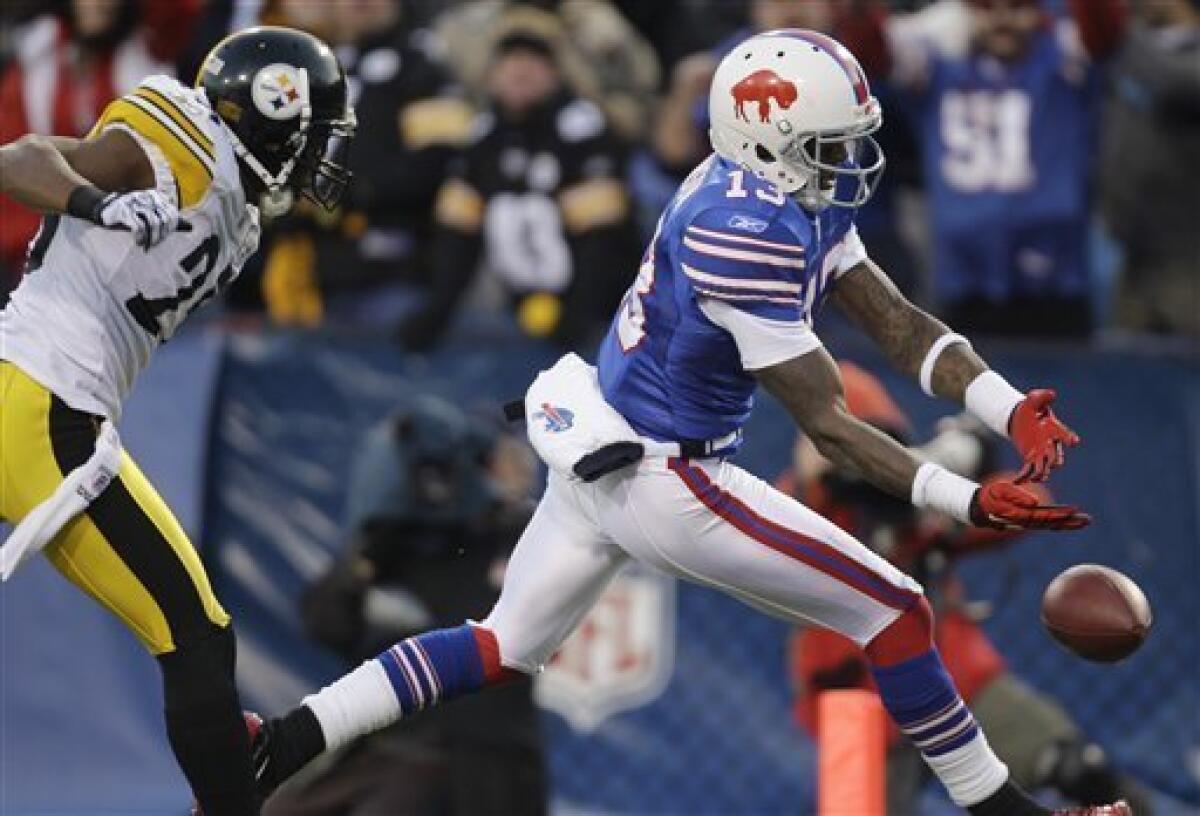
251 63 306 120
730 69 799 123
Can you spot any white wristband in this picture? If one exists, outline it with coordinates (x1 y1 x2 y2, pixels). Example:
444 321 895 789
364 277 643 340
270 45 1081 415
964 371 1025 439
911 462 978 524
919 333 970 397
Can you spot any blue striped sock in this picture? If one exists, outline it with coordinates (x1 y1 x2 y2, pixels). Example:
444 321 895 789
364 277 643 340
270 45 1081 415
871 649 980 757
376 624 489 716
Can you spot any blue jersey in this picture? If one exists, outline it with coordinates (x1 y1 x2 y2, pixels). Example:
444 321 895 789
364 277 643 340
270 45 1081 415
597 156 857 447
908 24 1100 302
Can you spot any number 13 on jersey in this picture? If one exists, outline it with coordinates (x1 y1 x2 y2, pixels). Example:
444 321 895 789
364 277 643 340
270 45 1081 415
616 246 656 353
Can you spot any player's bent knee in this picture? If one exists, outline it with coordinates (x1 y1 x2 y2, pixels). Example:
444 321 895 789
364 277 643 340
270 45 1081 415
864 596 935 668
475 613 542 676
156 622 238 710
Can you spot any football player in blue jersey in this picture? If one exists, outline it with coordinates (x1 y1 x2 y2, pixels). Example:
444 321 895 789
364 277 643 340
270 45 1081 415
242 29 1126 816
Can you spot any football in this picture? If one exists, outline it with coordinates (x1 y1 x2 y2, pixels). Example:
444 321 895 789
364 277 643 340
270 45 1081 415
1041 564 1152 663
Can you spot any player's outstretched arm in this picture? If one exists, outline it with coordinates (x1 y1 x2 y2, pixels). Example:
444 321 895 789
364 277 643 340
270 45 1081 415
756 345 1088 531
758 343 923 499
1 129 179 249
830 259 1081 482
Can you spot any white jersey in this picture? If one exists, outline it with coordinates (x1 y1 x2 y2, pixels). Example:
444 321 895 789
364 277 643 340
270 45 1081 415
0 74 260 420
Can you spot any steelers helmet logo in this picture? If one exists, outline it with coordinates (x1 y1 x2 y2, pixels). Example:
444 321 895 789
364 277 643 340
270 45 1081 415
251 63 306 120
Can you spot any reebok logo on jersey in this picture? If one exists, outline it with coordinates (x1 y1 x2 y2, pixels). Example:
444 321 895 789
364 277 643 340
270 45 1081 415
726 214 769 233
533 403 575 433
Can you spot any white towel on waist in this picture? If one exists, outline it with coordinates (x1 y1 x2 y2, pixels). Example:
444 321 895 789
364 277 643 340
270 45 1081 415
1 420 122 581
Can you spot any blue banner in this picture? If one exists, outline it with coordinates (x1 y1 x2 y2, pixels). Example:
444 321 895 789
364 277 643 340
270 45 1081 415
3 329 1197 813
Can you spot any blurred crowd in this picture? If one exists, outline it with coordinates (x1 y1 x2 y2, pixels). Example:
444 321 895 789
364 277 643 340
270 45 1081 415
1 0 1198 344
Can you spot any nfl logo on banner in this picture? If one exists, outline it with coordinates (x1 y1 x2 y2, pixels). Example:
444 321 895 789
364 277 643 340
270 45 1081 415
535 564 675 732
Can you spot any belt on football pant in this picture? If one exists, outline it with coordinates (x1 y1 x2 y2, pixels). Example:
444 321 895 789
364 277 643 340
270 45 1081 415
503 399 739 462
639 429 741 459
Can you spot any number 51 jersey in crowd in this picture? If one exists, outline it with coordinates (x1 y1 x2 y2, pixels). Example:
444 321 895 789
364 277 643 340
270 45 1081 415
0 74 260 421
597 154 867 449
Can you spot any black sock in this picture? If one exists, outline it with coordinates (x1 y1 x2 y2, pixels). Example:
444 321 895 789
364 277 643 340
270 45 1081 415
261 705 327 793
967 780 1050 816
165 697 259 815
159 627 258 816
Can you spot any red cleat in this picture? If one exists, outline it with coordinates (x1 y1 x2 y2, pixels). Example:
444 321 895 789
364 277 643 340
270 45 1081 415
1053 802 1133 815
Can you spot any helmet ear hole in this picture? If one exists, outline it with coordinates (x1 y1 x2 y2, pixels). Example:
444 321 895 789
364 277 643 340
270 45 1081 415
754 144 777 163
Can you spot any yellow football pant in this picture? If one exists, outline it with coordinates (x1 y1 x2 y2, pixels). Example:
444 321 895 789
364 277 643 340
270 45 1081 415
0 361 228 655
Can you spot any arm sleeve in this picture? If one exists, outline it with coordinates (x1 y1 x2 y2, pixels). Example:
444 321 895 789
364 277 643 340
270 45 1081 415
699 297 823 371
677 207 808 322
89 76 215 208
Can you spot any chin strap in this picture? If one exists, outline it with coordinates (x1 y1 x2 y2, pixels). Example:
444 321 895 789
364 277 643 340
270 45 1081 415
222 68 313 213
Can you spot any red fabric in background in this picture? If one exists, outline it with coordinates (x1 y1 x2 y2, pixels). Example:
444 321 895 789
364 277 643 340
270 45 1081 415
0 20 117 279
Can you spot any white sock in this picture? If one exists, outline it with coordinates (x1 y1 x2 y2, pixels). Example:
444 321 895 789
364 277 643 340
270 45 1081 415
923 729 1010 807
302 659 399 752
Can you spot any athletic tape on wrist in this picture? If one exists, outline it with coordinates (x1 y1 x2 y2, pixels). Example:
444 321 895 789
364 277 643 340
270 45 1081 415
964 371 1025 439
911 462 977 524
65 184 108 223
919 333 970 397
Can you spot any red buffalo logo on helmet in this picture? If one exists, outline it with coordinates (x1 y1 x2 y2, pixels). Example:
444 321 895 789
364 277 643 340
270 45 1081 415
731 69 799 123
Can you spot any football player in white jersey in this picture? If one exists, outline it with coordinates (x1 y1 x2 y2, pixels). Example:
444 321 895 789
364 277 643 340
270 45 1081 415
0 27 353 815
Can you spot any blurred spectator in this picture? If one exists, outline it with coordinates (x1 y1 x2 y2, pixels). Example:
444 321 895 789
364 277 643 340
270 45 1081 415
1099 0 1200 337
783 362 1150 814
434 0 660 142
233 0 471 327
0 0 199 297
399 28 637 351
846 0 1126 338
266 395 545 816
610 0 750 77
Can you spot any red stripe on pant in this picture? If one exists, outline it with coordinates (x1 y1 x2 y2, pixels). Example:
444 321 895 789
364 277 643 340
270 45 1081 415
669 458 917 612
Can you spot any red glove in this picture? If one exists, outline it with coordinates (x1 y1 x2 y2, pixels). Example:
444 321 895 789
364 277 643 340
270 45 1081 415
1008 389 1081 483
969 476 1091 531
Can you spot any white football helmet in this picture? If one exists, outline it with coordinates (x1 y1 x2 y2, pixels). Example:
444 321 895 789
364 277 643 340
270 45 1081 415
708 29 884 211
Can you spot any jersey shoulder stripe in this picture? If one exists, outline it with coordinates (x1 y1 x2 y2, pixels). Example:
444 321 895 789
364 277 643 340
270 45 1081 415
681 233 806 269
677 205 808 293
686 224 805 256
682 264 801 297
684 266 801 307
92 78 216 208
131 86 216 163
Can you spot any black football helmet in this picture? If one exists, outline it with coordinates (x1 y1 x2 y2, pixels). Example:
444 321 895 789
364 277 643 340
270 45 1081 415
196 26 354 212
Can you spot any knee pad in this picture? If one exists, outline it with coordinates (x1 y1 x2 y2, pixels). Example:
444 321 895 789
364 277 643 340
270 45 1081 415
157 623 238 711
865 596 935 667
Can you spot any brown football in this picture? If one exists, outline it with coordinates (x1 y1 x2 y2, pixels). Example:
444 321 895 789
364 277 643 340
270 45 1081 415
1041 564 1152 663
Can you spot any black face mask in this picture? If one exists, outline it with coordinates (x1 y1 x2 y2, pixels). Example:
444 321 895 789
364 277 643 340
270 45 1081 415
295 118 355 210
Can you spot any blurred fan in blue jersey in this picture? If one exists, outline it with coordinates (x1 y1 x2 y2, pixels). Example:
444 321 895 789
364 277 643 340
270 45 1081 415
846 0 1126 338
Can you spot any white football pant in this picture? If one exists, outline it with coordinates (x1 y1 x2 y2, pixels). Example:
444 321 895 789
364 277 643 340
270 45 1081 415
483 456 924 674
